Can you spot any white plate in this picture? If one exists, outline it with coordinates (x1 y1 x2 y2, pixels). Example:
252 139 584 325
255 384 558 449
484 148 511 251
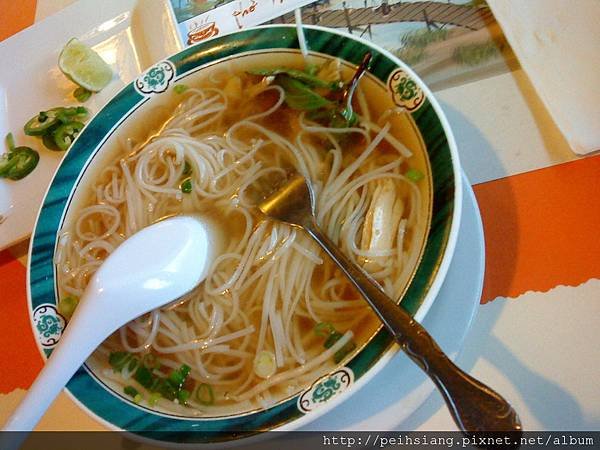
304 171 484 430
0 0 139 250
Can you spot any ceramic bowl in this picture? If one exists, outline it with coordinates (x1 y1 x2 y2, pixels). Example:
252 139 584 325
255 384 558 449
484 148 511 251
28 25 461 443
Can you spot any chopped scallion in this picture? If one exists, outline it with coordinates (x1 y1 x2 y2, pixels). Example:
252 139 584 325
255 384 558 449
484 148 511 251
57 295 78 319
195 383 214 406
109 351 135 372
334 341 357 364
148 392 161 406
142 353 159 369
177 389 190 404
314 322 336 338
254 350 276 379
173 84 189 94
406 168 424 182
124 386 139 398
324 331 344 349
182 160 192 176
181 178 192 194
134 366 154 389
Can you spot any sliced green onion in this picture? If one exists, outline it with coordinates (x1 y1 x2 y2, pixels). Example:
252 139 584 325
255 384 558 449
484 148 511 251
142 353 159 369
334 341 356 364
305 63 319 76
195 383 214 406
314 322 336 337
173 84 189 94
57 295 78 319
148 392 161 406
134 366 154 389
74 86 92 102
405 168 424 182
168 364 191 389
254 350 276 379
124 386 139 398
177 389 190 404
324 331 344 349
182 160 192 176
133 393 143 404
180 178 192 194
109 351 134 372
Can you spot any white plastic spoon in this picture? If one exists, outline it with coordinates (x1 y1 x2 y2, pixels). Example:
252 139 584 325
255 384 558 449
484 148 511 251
3 215 219 431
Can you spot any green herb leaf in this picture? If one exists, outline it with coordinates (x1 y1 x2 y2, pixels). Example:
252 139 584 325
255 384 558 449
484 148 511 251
249 67 339 90
276 76 332 111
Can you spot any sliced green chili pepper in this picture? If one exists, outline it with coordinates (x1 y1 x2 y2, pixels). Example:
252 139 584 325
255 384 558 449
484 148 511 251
53 121 84 150
0 146 40 180
74 87 92 102
5 133 15 151
57 106 88 123
24 108 63 136
42 132 60 151
24 107 89 136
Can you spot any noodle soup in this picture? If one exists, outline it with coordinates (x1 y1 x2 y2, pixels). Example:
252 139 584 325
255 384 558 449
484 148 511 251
54 51 431 418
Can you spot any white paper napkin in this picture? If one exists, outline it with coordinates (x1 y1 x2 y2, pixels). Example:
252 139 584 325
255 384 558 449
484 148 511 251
488 0 600 155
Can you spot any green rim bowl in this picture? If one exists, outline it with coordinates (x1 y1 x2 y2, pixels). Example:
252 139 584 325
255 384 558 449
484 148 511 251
27 25 462 443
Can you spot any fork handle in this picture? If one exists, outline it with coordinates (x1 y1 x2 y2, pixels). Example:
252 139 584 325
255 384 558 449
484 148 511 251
305 222 522 437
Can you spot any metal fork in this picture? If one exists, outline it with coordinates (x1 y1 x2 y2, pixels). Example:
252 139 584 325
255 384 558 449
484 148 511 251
259 173 522 441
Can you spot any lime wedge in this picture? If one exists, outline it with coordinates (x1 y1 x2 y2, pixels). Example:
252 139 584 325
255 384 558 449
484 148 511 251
58 38 112 92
